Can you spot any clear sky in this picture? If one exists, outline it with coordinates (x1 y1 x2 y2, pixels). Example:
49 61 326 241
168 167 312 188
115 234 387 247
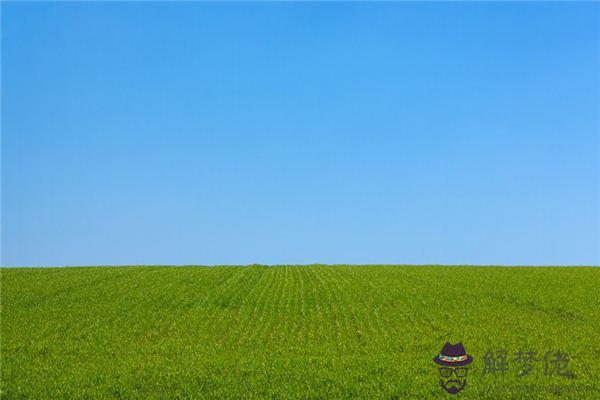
2 2 599 266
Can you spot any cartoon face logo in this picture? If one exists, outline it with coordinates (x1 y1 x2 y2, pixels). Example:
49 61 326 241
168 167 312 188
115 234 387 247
433 342 473 395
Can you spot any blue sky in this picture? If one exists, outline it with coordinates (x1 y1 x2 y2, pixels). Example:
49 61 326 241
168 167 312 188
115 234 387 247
2 2 599 266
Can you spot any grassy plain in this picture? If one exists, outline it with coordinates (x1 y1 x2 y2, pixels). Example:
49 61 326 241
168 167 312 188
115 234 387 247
1 265 599 399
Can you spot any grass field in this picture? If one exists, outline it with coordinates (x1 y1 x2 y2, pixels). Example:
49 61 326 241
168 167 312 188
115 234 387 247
1 265 599 399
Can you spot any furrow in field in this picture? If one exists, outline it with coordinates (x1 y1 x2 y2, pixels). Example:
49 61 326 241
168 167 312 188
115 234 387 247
243 267 278 347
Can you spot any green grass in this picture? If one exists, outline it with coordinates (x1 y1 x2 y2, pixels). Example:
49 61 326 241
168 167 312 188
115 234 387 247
1 265 599 399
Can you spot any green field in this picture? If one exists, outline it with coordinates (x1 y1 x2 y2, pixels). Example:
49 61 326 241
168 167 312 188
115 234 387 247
1 265 599 399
